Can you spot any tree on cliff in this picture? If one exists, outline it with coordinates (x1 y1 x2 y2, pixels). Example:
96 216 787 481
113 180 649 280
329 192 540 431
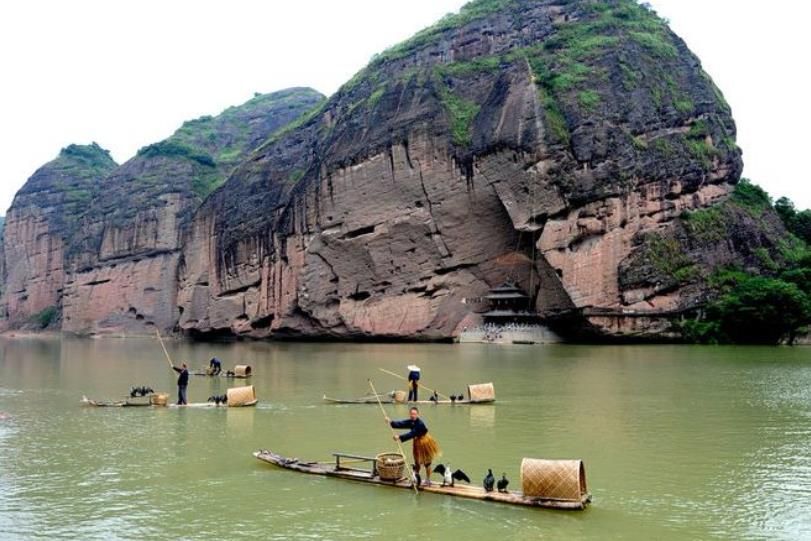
682 182 811 345
775 197 811 245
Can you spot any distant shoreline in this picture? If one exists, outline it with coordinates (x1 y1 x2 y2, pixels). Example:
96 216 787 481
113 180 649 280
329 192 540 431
1 329 809 347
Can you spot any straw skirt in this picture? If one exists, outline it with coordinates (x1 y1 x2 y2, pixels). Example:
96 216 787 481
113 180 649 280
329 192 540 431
412 433 441 466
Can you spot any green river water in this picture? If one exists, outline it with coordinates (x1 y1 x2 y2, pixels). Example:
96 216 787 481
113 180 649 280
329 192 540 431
0 338 809 540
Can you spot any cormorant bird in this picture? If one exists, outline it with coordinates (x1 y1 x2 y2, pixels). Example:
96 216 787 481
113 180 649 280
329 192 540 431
430 391 439 403
450 395 457 404
129 386 154 398
483 469 495 492
497 473 510 493
207 394 228 406
434 464 471 487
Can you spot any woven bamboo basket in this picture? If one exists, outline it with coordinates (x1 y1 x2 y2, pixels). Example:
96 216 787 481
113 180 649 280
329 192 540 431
520 458 587 502
467 382 496 402
392 390 408 403
150 393 169 407
376 452 406 481
226 385 256 407
233 365 252 377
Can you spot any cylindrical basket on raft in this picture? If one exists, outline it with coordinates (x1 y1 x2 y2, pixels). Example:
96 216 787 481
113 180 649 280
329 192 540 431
233 365 252 377
467 382 496 403
376 452 406 481
520 458 588 502
150 393 169 407
392 390 408 403
226 385 257 407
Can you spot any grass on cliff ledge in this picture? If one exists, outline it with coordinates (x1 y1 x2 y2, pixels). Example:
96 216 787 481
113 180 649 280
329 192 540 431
435 78 481 148
371 0 517 66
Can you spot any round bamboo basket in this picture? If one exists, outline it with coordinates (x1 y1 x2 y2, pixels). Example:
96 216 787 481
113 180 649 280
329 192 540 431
226 385 256 407
150 393 169 407
520 458 587 502
234 365 252 377
376 452 406 481
467 382 496 402
392 390 407 403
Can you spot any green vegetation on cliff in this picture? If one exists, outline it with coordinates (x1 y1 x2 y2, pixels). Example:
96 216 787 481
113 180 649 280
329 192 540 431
133 88 325 199
679 181 811 344
60 143 117 174
775 197 811 244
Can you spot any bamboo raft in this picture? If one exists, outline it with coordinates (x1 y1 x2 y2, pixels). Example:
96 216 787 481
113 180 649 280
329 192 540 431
322 394 494 405
192 364 252 379
82 397 258 408
82 386 258 408
253 450 591 511
324 382 496 406
81 396 152 408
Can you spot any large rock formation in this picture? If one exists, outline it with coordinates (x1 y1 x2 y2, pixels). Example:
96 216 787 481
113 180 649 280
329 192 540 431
4 0 787 341
1 144 118 328
61 88 325 335
176 0 755 340
2 89 324 334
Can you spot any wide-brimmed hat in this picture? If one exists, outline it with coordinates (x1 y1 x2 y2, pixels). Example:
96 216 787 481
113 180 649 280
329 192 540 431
407 365 421 372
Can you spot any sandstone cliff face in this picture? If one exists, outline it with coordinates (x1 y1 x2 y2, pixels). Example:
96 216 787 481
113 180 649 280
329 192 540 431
61 88 324 335
2 89 324 335
178 0 747 340
1 144 117 329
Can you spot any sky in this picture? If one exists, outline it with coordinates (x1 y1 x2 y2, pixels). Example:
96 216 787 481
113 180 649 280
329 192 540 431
0 0 808 214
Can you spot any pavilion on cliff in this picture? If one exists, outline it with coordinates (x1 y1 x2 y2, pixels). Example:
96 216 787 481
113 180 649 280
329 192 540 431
482 282 540 325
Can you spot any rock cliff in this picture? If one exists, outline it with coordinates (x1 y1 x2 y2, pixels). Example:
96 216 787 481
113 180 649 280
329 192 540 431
1 144 117 328
4 0 784 341
177 0 755 340
2 89 324 334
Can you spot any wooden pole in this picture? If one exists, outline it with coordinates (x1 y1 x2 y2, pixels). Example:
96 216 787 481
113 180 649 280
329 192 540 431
368 379 419 495
378 368 451 401
155 329 175 372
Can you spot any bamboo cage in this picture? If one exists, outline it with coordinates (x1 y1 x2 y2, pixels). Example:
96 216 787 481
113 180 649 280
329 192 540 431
376 453 406 481
520 458 588 502
233 365 252 377
392 390 408 403
226 385 257 407
150 393 169 407
467 382 496 402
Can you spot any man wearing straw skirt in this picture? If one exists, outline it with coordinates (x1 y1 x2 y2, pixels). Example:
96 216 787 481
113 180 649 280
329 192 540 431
389 407 441 486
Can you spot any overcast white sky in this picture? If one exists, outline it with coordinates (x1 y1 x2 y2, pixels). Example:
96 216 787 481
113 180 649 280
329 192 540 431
0 0 807 214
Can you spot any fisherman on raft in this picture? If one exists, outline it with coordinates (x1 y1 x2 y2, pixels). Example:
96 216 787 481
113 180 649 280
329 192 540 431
407 365 421 402
209 357 222 376
172 362 189 405
388 407 441 487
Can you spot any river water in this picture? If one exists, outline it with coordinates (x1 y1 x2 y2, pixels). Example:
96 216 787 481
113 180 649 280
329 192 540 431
0 338 809 540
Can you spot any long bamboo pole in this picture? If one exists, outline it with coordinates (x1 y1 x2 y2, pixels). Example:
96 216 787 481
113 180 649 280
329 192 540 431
155 329 176 373
378 368 451 401
368 379 419 495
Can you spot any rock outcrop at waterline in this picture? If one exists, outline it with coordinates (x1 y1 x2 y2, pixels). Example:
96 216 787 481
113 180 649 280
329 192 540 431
176 0 763 340
0 89 325 332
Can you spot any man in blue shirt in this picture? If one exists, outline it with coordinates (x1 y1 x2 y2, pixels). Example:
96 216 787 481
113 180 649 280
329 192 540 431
209 357 222 376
